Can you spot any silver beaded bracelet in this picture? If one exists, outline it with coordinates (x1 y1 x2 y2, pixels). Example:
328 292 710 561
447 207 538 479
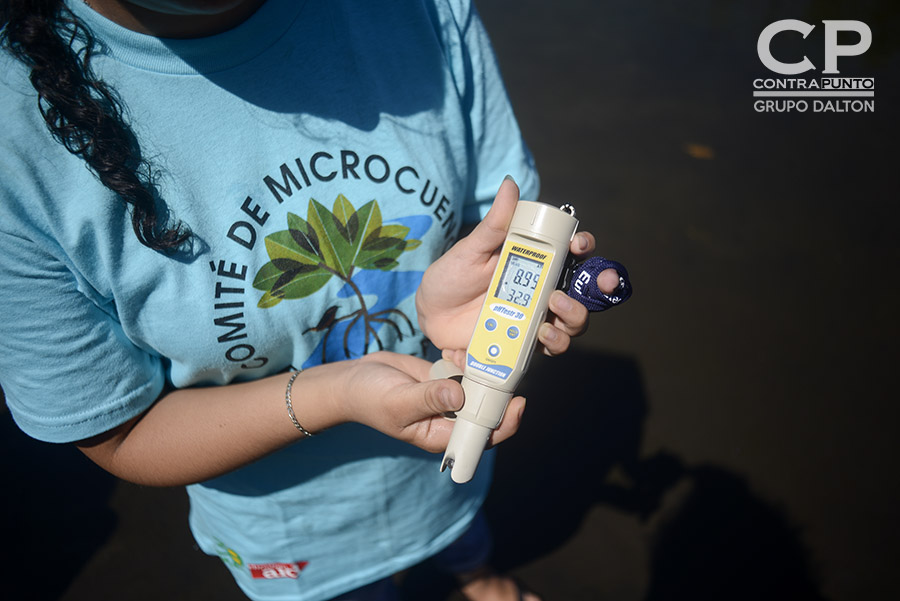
285 369 314 437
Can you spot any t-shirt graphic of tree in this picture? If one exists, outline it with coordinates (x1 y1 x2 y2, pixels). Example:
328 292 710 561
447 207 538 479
253 195 421 361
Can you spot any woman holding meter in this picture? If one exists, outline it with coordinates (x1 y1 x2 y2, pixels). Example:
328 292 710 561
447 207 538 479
0 1 621 600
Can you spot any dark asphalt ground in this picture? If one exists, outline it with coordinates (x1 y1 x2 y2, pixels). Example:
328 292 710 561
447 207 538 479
3 1 899 600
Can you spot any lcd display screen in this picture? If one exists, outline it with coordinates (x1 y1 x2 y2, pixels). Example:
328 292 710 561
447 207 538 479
494 253 543 308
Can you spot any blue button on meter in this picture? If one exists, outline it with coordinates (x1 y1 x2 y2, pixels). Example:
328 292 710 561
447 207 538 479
488 344 501 358
484 318 497 332
507 326 519 339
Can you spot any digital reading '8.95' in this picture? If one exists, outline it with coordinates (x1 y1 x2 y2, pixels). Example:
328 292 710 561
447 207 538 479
494 253 543 308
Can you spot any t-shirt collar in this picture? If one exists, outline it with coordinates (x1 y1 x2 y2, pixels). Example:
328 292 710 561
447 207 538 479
65 0 305 74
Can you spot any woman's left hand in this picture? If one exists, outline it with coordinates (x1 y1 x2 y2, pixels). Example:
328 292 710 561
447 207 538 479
415 177 620 366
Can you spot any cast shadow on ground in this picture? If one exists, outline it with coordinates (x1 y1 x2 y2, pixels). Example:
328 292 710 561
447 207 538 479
643 464 830 601
1 392 118 601
401 348 830 601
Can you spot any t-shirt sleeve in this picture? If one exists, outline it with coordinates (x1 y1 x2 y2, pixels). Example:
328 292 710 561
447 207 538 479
0 228 165 443
443 0 541 223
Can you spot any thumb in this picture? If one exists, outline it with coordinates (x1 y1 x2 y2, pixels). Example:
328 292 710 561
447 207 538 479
464 176 520 255
411 378 465 420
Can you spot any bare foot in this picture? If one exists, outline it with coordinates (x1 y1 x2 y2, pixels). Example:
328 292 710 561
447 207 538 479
457 568 541 601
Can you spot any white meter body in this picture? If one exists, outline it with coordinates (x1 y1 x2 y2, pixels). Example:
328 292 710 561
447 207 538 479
440 201 579 483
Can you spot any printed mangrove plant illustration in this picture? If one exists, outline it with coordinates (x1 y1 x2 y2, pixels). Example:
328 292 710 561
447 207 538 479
252 195 421 360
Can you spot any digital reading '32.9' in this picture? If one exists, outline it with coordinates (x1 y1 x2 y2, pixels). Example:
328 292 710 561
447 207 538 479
494 254 543 308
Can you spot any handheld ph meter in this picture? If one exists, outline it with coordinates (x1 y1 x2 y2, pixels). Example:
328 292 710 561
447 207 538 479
440 200 579 483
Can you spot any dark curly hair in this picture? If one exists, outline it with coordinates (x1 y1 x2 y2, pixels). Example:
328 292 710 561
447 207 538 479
1 0 190 253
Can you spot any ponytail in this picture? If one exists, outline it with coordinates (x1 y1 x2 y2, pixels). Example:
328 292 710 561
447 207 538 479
1 0 190 253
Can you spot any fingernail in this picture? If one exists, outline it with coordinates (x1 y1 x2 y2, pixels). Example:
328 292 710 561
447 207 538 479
552 292 573 313
577 233 589 252
503 174 516 184
440 386 454 409
541 323 559 342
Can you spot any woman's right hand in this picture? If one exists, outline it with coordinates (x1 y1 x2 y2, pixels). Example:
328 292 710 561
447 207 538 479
77 351 526 486
306 351 527 453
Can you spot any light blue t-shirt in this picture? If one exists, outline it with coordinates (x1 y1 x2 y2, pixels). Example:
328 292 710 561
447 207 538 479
0 1 539 599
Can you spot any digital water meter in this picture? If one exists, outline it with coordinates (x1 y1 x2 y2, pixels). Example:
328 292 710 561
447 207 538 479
440 200 579 483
